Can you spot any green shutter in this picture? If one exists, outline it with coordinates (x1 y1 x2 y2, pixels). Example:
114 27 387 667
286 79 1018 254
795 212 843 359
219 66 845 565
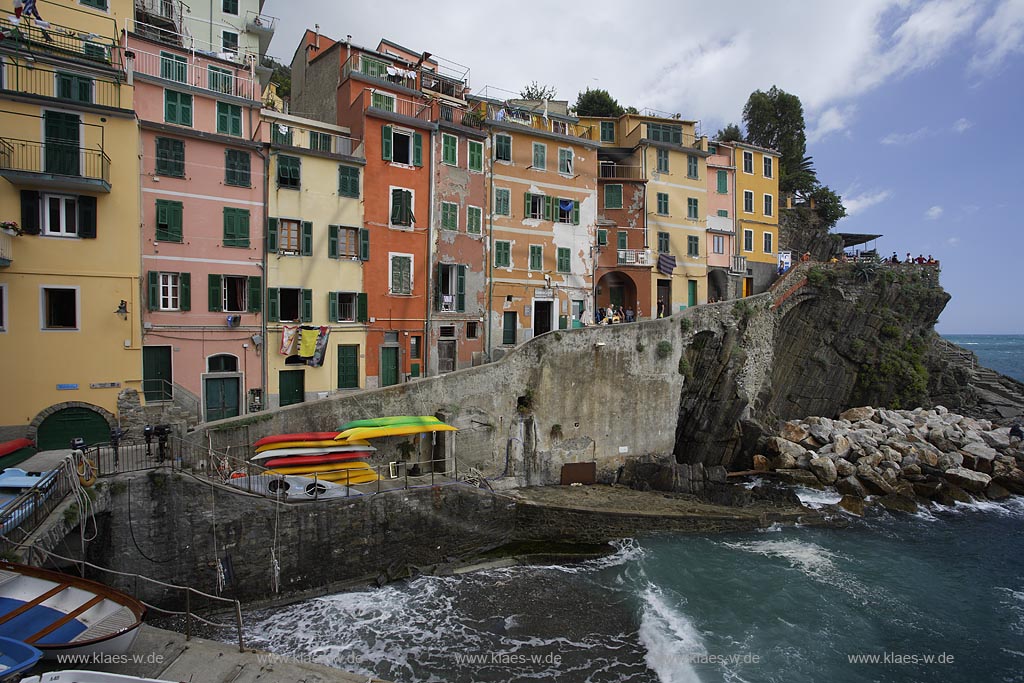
456 265 466 312
180 272 191 311
357 293 368 322
328 225 339 259
413 133 423 167
267 288 278 322
247 276 261 312
300 221 313 256
208 274 222 312
217 103 228 134
597 229 607 246
434 263 442 311
544 196 553 221
148 271 159 311
329 292 339 322
301 289 312 322
469 141 482 171
523 191 531 218
717 170 728 194
78 196 97 238
382 125 392 160
618 231 627 249
267 217 278 252
20 190 40 234
359 228 370 261
573 200 580 225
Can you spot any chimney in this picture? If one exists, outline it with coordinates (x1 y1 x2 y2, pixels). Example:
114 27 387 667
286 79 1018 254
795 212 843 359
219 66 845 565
314 24 320 49
347 35 352 61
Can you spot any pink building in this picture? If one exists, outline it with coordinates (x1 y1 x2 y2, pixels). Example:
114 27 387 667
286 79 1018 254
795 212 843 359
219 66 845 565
705 141 740 301
129 32 265 421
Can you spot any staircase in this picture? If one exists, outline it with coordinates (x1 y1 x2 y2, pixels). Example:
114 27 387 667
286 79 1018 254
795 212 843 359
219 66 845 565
932 337 1024 421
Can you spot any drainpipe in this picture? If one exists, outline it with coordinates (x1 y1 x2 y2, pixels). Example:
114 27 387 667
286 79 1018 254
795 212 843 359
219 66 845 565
424 119 436 377
485 120 494 361
257 141 268 410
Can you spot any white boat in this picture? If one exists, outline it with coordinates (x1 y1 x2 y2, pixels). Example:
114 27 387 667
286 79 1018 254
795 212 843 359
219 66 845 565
223 474 361 500
22 671 177 682
0 562 145 659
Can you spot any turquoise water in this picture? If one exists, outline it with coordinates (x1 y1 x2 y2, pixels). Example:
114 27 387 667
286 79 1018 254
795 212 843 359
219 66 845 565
944 334 1024 382
241 499 1024 683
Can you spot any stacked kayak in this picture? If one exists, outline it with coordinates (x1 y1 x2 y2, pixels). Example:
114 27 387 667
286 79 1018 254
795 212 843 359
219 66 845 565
251 432 378 485
335 415 458 442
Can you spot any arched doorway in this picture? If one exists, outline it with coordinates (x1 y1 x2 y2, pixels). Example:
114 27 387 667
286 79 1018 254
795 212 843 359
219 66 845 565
33 404 113 450
708 268 729 302
597 272 638 316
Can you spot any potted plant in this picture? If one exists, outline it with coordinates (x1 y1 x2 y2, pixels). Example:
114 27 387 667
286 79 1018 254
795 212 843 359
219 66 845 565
0 221 22 236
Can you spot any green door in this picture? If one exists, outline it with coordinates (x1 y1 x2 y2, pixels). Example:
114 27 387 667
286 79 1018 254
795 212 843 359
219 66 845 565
142 346 172 401
279 370 305 406
338 345 359 389
688 279 697 307
380 347 399 387
204 377 240 421
502 312 517 345
44 111 81 176
609 286 624 308
37 407 109 450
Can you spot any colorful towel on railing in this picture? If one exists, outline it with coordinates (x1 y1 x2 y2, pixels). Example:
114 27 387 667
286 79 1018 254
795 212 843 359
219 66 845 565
307 327 330 367
298 326 319 358
279 325 298 355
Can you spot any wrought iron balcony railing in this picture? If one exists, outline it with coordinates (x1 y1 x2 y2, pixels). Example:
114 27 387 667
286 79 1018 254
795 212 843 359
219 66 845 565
0 61 124 108
131 47 259 100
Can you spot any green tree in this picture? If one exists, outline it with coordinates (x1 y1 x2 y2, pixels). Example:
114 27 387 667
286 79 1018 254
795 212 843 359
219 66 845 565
261 55 291 98
715 123 743 142
520 81 557 100
788 155 819 198
574 88 625 117
810 185 847 228
742 86 806 194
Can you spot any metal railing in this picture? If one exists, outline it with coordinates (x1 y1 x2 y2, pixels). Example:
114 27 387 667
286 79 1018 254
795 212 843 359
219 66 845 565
0 229 13 265
439 103 483 128
599 164 644 179
482 102 594 140
131 47 259 100
244 10 277 34
618 248 653 266
421 70 464 99
365 89 432 121
343 53 418 90
0 15 122 68
731 255 748 274
0 459 79 551
0 137 110 184
267 121 362 157
0 61 123 109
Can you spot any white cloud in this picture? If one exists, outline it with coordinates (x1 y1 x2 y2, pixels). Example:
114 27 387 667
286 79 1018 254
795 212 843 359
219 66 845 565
969 0 1024 75
880 127 932 145
926 205 945 220
844 189 894 216
808 106 856 144
946 236 961 247
952 117 973 133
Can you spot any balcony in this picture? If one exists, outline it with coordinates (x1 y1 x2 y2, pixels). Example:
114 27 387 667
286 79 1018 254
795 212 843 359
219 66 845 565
134 0 186 43
439 103 483 129
0 14 122 69
131 47 260 100
479 101 593 141
0 228 13 267
343 54 418 91
599 163 645 180
618 249 653 267
364 89 432 122
244 11 277 52
730 255 747 274
0 116 111 193
0 61 125 109
421 70 465 101
268 122 363 158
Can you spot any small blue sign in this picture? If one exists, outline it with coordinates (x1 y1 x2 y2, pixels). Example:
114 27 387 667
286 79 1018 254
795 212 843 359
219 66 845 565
56 384 79 390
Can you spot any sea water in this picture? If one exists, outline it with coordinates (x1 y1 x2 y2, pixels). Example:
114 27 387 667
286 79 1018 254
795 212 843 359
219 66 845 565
237 500 1024 683
944 334 1024 382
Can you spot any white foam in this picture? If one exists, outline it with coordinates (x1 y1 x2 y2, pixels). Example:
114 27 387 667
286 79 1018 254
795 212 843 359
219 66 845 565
637 584 706 683
757 522 784 533
950 496 1024 518
793 487 842 508
997 586 1024 636
721 539 840 582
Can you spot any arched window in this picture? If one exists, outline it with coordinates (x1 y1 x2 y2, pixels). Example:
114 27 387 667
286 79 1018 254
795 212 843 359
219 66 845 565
208 354 238 373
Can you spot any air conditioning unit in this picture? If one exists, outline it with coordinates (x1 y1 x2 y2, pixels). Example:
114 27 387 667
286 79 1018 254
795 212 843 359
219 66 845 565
226 315 240 327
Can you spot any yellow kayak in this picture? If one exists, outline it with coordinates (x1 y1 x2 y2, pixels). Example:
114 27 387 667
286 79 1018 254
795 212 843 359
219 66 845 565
256 438 370 454
268 461 373 476
335 423 457 441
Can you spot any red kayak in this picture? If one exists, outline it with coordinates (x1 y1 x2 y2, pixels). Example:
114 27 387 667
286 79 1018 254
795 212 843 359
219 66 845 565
253 432 340 448
262 451 371 468
0 438 33 458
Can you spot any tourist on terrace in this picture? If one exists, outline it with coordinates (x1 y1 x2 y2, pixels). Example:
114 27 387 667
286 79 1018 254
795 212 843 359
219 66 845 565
625 307 635 323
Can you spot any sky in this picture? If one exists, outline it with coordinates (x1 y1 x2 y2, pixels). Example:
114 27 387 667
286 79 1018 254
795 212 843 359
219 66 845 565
262 0 1024 334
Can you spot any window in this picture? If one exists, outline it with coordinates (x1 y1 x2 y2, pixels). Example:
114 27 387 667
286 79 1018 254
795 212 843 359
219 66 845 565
164 90 192 126
217 102 242 137
371 91 395 112
502 312 516 345
764 193 774 217
687 197 698 220
713 235 724 254
742 151 753 174
658 231 670 253
687 235 699 257
717 209 729 217
717 170 728 194
436 264 466 312
271 124 293 145
222 0 238 14
160 52 186 83
605 184 622 209
309 131 332 152
208 66 233 94
390 188 415 227
763 232 773 253
467 322 479 339
468 141 483 172
82 43 107 62
389 254 413 294
442 134 457 166
330 292 359 322
617 231 627 249
551 120 567 135
275 218 302 254
338 345 360 389
155 199 183 242
225 149 250 187
410 336 422 358
557 198 579 225
687 155 698 179
743 190 754 213
657 192 669 215
221 275 250 312
223 207 249 247
559 148 573 175
155 137 184 177
277 155 300 189
467 206 482 234
222 31 238 53
42 287 77 329
600 121 615 142
56 73 93 103
81 0 108 8
763 156 773 178
267 287 310 322
382 125 422 166
708 144 717 154
494 188 510 216
656 148 669 173
525 193 546 220
597 229 608 246
494 240 511 268
43 195 77 236
208 354 237 372
532 142 546 170
744 229 753 252
647 123 682 144
328 225 364 259
556 247 571 273
441 201 459 231
495 134 511 162
529 245 543 271
338 166 360 197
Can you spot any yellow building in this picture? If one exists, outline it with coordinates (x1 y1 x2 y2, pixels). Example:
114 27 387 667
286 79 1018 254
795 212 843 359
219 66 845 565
0 0 141 447
261 111 368 408
724 141 781 295
579 113 709 315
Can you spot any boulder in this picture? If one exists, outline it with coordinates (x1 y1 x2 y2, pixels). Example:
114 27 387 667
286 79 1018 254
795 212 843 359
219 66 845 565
879 446 903 463
772 453 797 470
961 441 998 462
935 452 964 471
837 495 866 516
767 437 808 460
840 406 876 422
773 468 823 488
878 494 919 514
901 464 922 477
836 475 869 499
927 428 958 453
780 421 810 444
809 424 834 445
943 467 991 494
994 468 1024 495
915 447 939 468
912 480 943 499
981 429 1011 450
795 453 813 471
833 435 852 459
879 461 901 474
857 454 884 469
857 468 895 495
835 458 857 478
809 457 838 485
752 454 770 472
881 468 899 484
985 481 1011 501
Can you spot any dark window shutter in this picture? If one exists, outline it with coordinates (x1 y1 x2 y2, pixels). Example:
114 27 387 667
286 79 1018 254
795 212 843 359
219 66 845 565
147 271 159 311
523 191 531 217
300 289 313 322
359 228 369 261
179 271 191 311
357 292 368 323
208 273 222 312
381 124 392 161
267 217 278 252
456 265 466 312
413 133 423 167
328 225 339 259
247 276 261 312
20 190 40 234
300 221 313 256
573 201 580 225
434 263 442 312
267 288 278 322
390 189 403 224
328 291 338 322
544 196 553 221
78 195 97 238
